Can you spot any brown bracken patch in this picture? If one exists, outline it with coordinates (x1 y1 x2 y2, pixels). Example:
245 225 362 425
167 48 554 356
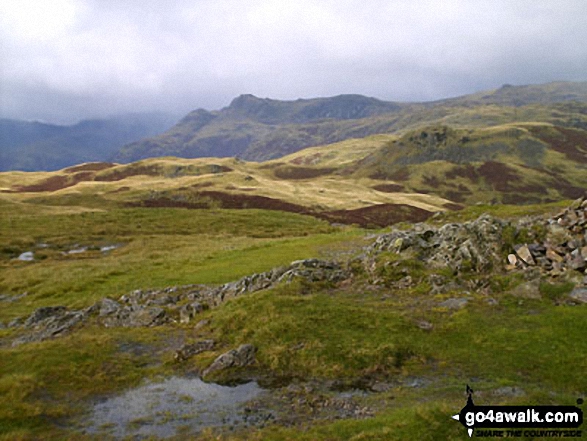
71 171 95 183
13 175 73 192
94 165 163 182
422 175 441 187
12 170 99 193
290 152 323 166
443 191 468 203
370 167 410 181
445 164 479 183
530 126 587 164
273 166 336 180
477 161 521 192
443 202 464 211
318 204 433 228
132 190 432 228
372 183 405 193
64 162 116 173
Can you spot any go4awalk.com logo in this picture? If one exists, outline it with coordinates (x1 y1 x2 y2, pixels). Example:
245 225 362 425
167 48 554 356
452 385 584 438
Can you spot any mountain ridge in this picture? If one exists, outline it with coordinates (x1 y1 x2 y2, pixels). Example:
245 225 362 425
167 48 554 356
0 113 178 172
114 81 587 163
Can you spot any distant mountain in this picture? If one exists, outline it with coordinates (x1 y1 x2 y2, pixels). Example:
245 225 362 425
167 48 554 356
0 113 177 171
114 94 404 163
114 81 587 163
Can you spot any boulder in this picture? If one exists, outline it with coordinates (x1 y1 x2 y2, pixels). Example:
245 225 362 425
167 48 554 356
509 279 541 299
127 307 167 327
24 306 67 327
99 298 121 316
514 245 535 266
174 339 215 361
179 302 205 324
438 298 469 309
203 344 257 377
13 309 86 346
569 287 587 303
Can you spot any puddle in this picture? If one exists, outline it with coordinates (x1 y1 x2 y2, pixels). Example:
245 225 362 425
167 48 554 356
17 251 34 261
100 245 119 252
81 377 264 439
68 246 88 254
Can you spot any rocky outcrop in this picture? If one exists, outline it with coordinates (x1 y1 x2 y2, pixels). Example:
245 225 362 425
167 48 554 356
12 306 87 346
508 197 587 278
98 297 169 328
203 344 257 377
6 259 348 346
368 214 507 273
174 339 216 362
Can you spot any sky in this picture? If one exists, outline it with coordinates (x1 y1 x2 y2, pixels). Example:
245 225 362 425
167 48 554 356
1 0 586 124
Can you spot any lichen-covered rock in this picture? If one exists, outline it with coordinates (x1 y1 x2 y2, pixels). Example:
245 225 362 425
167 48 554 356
569 287 587 303
99 298 121 316
203 344 257 377
174 339 215 361
13 307 86 346
368 214 507 273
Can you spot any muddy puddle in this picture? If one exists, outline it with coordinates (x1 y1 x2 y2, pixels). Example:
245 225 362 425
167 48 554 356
78 375 381 439
80 377 265 439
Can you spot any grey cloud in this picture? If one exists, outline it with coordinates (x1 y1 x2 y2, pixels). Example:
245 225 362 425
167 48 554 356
1 0 587 123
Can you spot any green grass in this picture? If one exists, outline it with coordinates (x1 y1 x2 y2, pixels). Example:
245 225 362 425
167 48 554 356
202 282 587 391
0 326 174 440
0 205 363 321
186 279 587 440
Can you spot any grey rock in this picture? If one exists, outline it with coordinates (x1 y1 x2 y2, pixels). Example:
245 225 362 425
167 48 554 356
179 302 205 324
546 248 564 263
194 319 211 331
174 339 215 361
13 309 85 346
370 382 393 393
127 307 167 327
509 279 541 299
99 298 121 316
24 306 67 327
416 320 433 331
569 287 587 303
439 298 469 309
547 224 572 246
568 255 586 271
203 344 257 377
515 245 535 266
8 317 23 328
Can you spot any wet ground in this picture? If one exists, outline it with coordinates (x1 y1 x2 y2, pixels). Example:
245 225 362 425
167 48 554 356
76 376 379 439
80 377 265 439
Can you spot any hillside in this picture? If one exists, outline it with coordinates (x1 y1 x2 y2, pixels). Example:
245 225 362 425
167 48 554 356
3 116 586 228
1 155 586 438
347 123 587 205
114 81 587 163
0 113 177 172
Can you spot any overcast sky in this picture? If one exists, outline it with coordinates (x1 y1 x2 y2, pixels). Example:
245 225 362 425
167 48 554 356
1 0 586 124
